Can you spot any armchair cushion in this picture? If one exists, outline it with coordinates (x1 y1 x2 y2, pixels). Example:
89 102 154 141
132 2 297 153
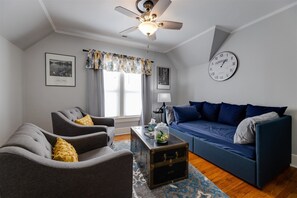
53 137 78 162
79 146 114 161
75 114 94 126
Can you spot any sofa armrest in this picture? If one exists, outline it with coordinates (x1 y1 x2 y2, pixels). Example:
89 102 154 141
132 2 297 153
0 147 133 198
256 115 292 188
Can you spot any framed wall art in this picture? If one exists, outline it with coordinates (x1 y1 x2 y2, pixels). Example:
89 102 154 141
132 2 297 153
157 66 170 90
45 53 76 87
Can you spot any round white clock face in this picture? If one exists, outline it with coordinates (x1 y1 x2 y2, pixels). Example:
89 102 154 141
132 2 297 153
209 51 238 81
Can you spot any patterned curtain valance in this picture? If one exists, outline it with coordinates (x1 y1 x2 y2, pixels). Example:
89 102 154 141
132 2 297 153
85 49 152 76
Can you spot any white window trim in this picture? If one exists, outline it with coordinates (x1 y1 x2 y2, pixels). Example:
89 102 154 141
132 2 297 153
113 115 140 123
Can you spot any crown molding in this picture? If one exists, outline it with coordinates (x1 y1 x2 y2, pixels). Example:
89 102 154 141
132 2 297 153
38 0 297 54
231 1 297 34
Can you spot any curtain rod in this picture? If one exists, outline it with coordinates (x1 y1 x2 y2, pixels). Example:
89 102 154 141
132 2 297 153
82 49 153 62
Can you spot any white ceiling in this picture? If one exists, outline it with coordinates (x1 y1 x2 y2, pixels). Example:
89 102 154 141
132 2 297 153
0 0 296 52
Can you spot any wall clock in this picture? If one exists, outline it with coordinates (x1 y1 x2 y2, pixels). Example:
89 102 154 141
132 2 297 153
208 51 238 81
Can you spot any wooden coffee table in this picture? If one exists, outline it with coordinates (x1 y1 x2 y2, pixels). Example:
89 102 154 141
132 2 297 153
130 126 188 189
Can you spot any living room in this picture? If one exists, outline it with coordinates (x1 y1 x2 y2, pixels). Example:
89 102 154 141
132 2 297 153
0 0 297 197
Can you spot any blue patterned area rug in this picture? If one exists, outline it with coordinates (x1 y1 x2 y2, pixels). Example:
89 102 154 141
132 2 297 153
112 140 228 198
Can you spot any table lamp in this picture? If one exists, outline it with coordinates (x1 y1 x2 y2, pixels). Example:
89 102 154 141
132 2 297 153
157 93 171 113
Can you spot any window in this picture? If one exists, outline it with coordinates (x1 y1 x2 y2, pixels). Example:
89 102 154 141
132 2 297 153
104 70 142 117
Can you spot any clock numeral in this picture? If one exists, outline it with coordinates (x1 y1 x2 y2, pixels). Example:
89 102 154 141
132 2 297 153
226 53 228 57
215 57 218 60
212 62 214 65
220 54 223 57
215 76 218 79
210 68 213 71
230 68 233 72
219 76 223 79
226 74 229 77
233 62 236 65
211 72 215 76
231 56 234 60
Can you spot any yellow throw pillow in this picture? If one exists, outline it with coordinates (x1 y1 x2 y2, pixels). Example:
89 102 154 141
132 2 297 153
52 137 78 162
75 114 94 126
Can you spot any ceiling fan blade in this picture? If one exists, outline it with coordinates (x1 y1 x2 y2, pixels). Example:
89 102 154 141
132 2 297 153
148 33 156 41
159 21 183 30
120 26 138 35
115 6 140 19
150 0 171 18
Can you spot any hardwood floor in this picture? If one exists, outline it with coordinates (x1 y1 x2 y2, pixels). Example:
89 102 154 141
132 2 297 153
114 134 297 198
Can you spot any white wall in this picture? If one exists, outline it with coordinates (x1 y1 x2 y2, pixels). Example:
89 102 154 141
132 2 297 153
174 6 297 158
23 33 177 131
0 35 23 146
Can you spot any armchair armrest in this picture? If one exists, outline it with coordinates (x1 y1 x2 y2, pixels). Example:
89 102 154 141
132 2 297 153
91 116 114 126
256 115 292 188
39 126 108 154
51 112 108 136
76 107 114 126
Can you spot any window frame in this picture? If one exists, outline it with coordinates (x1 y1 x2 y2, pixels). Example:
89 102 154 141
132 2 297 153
104 70 142 118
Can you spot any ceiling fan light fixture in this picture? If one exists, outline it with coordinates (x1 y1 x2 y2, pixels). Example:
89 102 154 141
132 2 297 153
138 21 158 36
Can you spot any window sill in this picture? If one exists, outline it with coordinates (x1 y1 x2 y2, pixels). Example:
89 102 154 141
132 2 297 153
114 116 140 123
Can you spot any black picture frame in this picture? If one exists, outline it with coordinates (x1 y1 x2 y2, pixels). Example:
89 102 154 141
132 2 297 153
157 67 170 90
45 53 76 87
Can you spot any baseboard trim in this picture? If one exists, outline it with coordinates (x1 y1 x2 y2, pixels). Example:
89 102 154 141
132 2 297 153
115 127 131 135
291 154 297 168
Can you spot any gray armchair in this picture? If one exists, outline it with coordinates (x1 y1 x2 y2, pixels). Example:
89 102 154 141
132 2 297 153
0 123 132 198
51 107 115 146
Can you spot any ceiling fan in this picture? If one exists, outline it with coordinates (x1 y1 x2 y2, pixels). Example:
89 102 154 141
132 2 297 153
115 0 183 40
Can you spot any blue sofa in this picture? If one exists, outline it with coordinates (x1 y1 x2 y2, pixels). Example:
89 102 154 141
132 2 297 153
168 102 292 188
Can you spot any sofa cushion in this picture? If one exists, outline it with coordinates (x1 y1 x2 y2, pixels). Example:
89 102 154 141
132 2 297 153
218 103 247 126
53 137 78 162
246 104 287 118
165 106 175 125
75 114 94 126
189 101 204 113
173 106 201 124
201 102 221 122
60 108 83 121
234 112 279 144
79 146 114 161
3 123 52 159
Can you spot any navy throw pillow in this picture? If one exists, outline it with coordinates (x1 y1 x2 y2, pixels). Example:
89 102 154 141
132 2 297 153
201 102 221 122
246 104 287 118
173 106 201 124
218 103 247 126
189 101 204 113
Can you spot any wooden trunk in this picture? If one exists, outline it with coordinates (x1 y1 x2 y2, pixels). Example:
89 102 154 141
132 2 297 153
131 126 188 189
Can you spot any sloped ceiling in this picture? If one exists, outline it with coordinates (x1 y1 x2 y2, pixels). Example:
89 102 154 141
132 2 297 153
0 0 53 50
0 0 296 54
167 26 230 67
